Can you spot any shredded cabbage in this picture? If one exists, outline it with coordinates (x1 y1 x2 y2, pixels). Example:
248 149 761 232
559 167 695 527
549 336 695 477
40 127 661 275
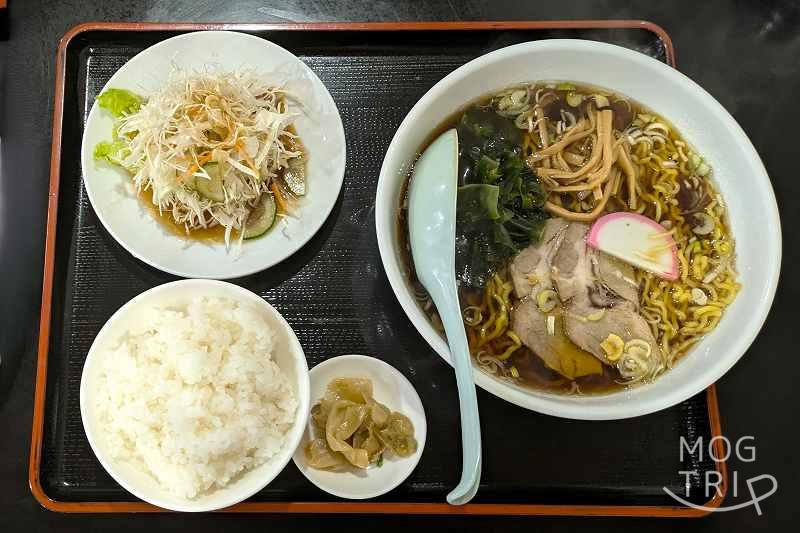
93 68 303 247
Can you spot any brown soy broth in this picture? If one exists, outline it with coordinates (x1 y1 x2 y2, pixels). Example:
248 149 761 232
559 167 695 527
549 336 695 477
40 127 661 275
397 81 655 396
508 347 621 394
283 124 304 153
144 190 229 243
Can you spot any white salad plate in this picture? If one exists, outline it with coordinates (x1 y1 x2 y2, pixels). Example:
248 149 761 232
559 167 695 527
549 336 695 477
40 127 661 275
292 354 427 500
81 31 346 279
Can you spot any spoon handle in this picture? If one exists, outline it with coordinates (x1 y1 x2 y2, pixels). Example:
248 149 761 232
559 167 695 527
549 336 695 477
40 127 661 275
430 279 482 506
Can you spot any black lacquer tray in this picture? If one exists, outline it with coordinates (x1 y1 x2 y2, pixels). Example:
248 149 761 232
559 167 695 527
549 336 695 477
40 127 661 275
30 21 726 516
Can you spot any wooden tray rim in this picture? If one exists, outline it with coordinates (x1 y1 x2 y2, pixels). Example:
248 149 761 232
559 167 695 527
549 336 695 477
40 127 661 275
30 19 724 517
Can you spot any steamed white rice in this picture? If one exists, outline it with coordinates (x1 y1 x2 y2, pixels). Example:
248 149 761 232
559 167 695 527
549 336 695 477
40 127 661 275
93 295 297 499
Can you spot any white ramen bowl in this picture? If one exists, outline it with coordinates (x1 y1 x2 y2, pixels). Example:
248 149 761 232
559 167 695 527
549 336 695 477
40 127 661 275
81 31 346 279
80 279 310 511
375 39 781 420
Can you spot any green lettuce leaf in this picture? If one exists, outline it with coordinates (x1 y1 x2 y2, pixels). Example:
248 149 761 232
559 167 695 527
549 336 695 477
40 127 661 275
96 88 143 117
93 139 129 166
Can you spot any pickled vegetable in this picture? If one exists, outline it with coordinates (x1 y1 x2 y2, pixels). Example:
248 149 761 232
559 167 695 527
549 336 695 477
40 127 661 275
304 377 418 471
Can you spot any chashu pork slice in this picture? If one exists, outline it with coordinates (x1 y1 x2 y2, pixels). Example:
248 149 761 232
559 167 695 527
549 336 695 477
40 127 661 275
509 218 602 379
550 221 662 378
508 218 569 299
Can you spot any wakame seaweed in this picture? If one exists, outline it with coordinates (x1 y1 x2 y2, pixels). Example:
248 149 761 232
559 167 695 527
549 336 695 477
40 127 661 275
455 106 548 288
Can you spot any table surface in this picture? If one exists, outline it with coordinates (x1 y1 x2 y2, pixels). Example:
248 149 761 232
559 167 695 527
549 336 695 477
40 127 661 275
1 0 797 531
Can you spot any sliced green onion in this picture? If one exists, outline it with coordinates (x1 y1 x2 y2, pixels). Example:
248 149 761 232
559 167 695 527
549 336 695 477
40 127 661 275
462 306 483 326
566 92 583 107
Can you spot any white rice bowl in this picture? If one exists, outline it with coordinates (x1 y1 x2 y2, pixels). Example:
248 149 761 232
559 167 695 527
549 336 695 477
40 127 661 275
80 280 309 512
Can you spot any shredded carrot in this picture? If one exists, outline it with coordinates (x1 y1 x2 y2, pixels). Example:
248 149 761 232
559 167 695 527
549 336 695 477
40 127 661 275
235 139 259 175
182 152 212 180
270 182 288 214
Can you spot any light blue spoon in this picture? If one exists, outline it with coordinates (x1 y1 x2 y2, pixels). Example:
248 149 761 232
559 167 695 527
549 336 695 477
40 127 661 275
408 128 482 505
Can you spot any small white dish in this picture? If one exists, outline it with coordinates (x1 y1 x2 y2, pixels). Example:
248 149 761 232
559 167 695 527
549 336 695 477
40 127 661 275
80 279 310 512
292 354 427 500
80 31 346 279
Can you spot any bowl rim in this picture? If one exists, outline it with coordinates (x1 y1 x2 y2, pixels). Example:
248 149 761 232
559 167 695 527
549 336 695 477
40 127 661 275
79 279 311 512
79 30 347 279
376 38 782 420
291 354 428 500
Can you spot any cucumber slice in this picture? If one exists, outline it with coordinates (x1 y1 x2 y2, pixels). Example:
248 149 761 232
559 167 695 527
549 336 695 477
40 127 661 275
195 162 225 202
183 173 197 191
243 193 277 239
